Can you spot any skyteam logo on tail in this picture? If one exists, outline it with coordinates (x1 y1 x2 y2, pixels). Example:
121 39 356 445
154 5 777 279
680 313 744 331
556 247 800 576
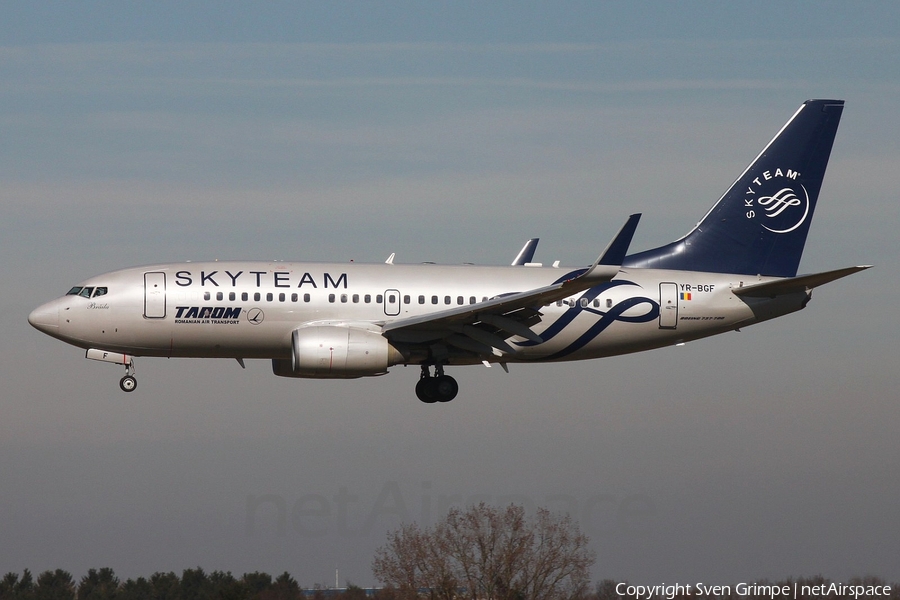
744 167 810 234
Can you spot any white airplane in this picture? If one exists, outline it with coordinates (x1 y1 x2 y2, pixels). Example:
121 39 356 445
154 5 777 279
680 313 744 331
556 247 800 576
29 99 869 402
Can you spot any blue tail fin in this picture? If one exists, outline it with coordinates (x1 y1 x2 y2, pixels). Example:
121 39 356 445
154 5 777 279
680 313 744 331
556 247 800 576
623 99 844 277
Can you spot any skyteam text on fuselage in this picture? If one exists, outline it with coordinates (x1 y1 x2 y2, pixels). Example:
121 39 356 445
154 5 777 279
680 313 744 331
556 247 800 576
29 100 870 402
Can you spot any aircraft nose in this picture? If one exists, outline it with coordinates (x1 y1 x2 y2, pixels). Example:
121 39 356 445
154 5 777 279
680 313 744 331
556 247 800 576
28 300 59 333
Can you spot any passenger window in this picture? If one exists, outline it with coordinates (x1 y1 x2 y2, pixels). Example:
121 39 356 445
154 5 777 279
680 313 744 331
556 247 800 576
606 299 613 309
469 296 476 304
93 287 108 298
376 295 383 303
229 292 236 301
254 292 260 301
444 296 451 305
418 295 425 304
242 292 248 301
291 293 298 302
364 294 371 303
353 294 360 303
266 293 273 302
387 294 395 303
279 293 285 302
217 292 224 301
341 294 348 303
403 295 410 304
431 296 438 304
204 291 211 301
304 293 310 302
329 294 335 303
580 298 588 308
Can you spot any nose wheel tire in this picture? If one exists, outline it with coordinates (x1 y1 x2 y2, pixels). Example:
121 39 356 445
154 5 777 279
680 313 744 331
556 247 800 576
119 375 137 392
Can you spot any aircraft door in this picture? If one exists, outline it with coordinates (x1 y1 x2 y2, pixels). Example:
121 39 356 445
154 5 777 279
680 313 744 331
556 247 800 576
144 272 167 318
384 289 401 316
659 282 678 329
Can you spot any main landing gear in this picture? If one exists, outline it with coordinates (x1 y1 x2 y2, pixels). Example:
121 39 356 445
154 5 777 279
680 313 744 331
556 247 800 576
415 364 458 403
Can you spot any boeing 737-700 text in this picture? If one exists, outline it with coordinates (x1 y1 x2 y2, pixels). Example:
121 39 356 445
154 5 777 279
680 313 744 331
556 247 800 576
29 100 869 402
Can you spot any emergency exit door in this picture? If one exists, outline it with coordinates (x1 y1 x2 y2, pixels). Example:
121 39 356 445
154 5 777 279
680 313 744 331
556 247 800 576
383 289 401 317
144 272 167 318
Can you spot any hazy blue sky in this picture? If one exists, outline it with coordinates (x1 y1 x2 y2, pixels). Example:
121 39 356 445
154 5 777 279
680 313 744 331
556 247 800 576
2 1 898 587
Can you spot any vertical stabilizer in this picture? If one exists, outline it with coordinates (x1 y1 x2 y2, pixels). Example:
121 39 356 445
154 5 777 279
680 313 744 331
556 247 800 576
624 100 844 277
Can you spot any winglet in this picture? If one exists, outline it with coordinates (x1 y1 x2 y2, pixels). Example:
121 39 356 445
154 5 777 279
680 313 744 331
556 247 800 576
511 238 540 266
578 213 642 282
599 213 641 266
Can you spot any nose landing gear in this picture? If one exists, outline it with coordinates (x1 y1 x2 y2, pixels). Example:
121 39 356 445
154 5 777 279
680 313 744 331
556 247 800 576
119 363 137 392
85 349 137 392
119 374 137 392
415 364 458 403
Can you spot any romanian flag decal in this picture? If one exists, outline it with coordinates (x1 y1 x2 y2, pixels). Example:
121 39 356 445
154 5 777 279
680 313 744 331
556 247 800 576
680 292 692 301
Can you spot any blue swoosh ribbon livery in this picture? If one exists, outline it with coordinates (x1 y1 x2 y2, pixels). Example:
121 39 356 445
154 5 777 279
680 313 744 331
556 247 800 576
515 280 659 359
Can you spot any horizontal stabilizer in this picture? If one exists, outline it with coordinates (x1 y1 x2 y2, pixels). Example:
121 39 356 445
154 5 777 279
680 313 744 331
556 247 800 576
733 265 871 297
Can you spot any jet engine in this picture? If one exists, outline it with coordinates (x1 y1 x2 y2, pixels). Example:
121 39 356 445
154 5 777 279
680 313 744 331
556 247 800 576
272 325 404 379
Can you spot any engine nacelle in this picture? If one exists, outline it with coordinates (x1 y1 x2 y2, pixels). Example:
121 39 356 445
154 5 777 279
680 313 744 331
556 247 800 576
272 325 404 379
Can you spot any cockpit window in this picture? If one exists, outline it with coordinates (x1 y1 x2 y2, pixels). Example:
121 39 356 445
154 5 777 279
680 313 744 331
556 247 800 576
66 286 107 298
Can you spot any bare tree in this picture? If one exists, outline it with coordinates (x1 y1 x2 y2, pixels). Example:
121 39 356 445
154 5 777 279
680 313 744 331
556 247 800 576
373 503 594 600
372 521 457 600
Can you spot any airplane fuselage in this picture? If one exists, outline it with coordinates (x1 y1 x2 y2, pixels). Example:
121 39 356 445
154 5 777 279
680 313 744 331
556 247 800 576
32 261 802 365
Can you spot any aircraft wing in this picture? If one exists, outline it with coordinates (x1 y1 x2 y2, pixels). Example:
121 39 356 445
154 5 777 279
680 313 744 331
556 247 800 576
732 265 871 298
382 215 641 355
